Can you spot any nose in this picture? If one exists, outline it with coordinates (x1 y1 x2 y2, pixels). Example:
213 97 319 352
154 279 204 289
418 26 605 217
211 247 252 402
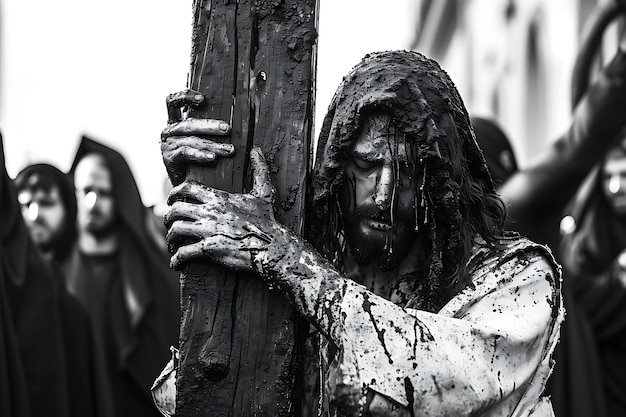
374 165 394 210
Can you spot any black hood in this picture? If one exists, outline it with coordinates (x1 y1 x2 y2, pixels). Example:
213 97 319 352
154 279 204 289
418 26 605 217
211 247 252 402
471 116 518 187
70 136 146 245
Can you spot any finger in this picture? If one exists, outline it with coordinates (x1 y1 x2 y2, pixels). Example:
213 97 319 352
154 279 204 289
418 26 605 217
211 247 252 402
163 118 231 137
166 221 203 253
166 90 204 124
167 181 224 206
249 147 274 203
161 135 235 156
166 146 217 169
170 242 206 270
164 200 212 227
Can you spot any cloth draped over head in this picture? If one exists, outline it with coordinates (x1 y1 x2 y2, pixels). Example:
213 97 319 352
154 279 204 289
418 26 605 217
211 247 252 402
66 136 179 392
308 50 498 312
0 132 72 416
14 163 77 264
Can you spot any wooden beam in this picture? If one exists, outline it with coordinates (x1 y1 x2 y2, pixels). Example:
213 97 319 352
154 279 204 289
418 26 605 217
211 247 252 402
176 0 318 415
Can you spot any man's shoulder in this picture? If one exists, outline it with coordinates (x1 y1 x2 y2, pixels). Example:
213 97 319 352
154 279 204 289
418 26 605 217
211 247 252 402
440 233 563 317
467 232 561 288
472 233 558 268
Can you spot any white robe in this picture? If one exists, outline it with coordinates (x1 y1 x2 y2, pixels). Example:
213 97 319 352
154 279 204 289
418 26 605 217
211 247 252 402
314 236 564 417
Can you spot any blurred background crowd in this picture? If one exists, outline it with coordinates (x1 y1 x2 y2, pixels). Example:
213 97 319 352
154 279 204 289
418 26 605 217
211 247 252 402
2 0 626 416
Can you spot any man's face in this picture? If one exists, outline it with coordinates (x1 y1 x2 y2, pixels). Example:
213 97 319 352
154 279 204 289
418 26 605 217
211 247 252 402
74 153 117 237
338 114 420 269
602 146 626 216
18 184 66 251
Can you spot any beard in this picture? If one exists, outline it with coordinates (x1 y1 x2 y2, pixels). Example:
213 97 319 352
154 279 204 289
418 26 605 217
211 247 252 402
343 203 417 271
80 210 117 239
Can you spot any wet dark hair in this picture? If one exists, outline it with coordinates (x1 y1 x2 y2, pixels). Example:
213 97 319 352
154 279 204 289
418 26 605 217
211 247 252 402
307 50 506 312
14 163 77 263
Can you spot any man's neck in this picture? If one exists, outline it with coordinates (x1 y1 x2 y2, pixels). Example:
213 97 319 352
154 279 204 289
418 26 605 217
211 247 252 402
78 231 119 256
343 245 422 304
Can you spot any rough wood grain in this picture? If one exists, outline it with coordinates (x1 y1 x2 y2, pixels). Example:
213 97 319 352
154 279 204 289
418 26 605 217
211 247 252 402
176 1 318 415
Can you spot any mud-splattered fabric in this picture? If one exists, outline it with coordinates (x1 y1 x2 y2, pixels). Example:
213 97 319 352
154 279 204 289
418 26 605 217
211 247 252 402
274 234 563 416
310 235 563 417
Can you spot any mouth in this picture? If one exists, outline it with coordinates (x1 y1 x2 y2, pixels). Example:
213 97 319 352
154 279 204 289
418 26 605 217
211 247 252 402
612 198 626 213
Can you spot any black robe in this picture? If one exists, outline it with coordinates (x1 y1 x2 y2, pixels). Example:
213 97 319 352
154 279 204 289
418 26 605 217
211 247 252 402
560 164 626 417
0 132 70 417
64 136 180 417
12 162 116 417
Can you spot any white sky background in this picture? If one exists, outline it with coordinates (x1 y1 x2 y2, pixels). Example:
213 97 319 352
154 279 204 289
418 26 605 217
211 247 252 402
0 1 415 206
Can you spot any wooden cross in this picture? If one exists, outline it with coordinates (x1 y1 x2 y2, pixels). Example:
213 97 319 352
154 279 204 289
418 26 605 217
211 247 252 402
176 1 318 415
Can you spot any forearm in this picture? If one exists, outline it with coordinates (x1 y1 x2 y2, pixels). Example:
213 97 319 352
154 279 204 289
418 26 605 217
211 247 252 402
256 228 358 341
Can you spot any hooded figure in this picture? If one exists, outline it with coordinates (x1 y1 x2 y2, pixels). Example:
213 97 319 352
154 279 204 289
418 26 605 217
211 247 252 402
161 50 563 416
559 138 626 417
471 116 519 187
0 132 71 417
13 162 116 417
64 136 179 417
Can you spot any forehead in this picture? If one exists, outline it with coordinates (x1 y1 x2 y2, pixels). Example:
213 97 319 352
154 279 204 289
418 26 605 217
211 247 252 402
352 114 410 159
74 153 112 188
352 112 458 160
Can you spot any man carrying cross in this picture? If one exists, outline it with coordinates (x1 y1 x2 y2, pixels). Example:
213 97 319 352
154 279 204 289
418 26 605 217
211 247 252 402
160 50 563 416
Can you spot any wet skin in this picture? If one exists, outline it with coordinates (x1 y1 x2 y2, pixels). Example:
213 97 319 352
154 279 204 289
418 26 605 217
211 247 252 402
338 114 421 267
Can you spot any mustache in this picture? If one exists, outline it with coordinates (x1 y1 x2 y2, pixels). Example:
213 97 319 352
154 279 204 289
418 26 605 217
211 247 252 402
352 203 414 223
354 204 389 221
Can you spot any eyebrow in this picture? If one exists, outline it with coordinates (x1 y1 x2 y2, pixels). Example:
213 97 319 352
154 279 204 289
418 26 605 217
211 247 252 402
351 147 411 163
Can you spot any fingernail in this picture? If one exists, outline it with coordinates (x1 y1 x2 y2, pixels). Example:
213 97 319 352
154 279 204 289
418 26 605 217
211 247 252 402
194 94 203 102
219 122 230 132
